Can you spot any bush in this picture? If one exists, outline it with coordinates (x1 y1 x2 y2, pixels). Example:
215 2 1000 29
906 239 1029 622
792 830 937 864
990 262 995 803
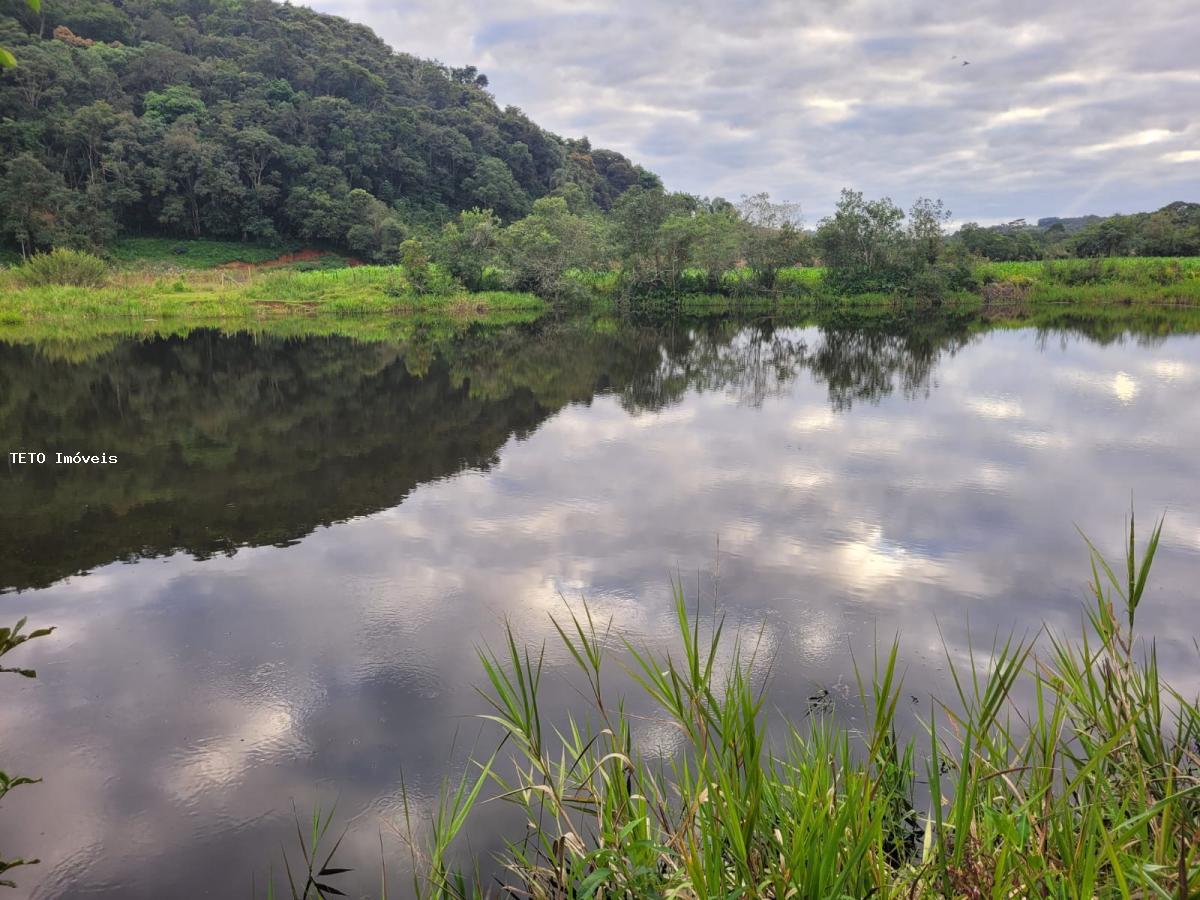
676 266 708 294
775 266 823 296
1042 258 1118 286
16 249 109 287
479 265 512 291
1139 258 1184 286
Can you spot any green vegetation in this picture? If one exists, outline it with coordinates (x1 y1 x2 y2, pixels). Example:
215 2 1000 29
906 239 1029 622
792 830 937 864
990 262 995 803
976 257 1200 305
0 260 545 329
13 246 108 286
266 516 1200 898
0 617 53 889
0 0 35 67
958 202 1200 261
0 0 653 259
2 242 1198 338
108 237 300 268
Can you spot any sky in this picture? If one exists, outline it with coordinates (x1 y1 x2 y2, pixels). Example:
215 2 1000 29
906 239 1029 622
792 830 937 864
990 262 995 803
316 2 1188 222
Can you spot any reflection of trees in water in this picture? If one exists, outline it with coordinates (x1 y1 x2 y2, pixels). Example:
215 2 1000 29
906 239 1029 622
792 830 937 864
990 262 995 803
619 313 977 412
0 309 1183 591
808 326 973 411
1000 305 1197 352
622 320 810 412
1034 329 1170 354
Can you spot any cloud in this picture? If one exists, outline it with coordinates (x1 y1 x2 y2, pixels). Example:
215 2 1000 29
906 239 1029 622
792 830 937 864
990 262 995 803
312 0 1200 220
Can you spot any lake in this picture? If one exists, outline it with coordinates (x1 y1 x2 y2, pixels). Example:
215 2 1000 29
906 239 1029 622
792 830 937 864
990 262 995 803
3 308 1200 898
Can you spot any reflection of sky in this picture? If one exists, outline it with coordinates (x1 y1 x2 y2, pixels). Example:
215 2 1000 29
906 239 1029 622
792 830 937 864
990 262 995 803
3 328 1200 898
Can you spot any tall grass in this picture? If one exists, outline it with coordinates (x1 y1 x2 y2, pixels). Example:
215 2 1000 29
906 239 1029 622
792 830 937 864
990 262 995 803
979 257 1200 285
268 513 1200 898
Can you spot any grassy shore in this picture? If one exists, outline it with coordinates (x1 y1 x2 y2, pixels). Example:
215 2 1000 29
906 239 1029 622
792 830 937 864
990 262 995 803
2 247 1198 336
268 516 1200 899
0 263 545 331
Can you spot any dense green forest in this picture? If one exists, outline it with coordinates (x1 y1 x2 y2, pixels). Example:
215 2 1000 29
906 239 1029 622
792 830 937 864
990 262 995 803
0 0 658 256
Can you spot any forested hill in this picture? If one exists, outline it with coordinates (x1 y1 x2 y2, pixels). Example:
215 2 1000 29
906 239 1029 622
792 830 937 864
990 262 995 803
0 0 660 258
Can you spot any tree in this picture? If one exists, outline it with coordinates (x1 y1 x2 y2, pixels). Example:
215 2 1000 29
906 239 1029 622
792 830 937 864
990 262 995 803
461 157 530 221
907 197 950 265
502 196 593 295
735 194 809 290
142 85 207 124
1136 204 1200 257
399 238 431 291
738 192 802 231
0 0 39 70
0 153 69 256
956 222 1044 261
435 208 500 290
344 188 405 261
815 189 909 294
611 185 675 289
0 0 653 254
1070 216 1137 257
689 208 744 292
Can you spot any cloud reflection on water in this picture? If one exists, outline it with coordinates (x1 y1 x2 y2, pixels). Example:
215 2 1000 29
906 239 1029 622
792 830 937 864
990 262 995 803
1 319 1198 898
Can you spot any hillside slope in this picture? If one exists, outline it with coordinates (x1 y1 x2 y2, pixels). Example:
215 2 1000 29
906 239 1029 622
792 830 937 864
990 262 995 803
0 0 658 258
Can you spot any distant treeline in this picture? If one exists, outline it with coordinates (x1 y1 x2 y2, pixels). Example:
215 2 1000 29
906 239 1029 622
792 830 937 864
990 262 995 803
955 202 1200 261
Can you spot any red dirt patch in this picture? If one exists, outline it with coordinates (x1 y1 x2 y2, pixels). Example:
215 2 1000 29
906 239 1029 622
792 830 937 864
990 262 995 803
219 248 364 270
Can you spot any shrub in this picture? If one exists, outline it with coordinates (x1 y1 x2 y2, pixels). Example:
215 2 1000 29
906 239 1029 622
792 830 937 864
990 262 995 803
676 266 708 294
1140 258 1184 286
479 265 512 291
1042 258 1118 286
16 249 109 287
775 266 823 296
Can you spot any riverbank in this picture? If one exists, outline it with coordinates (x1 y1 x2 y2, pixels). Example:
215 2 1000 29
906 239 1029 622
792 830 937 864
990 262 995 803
3 289 1200 347
2 250 1199 336
0 263 546 331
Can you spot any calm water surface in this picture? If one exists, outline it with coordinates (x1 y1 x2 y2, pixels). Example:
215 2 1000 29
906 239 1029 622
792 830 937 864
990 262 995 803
2 312 1199 898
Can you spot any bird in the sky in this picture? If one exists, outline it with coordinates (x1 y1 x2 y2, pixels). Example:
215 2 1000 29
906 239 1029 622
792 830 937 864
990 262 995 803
962 60 970 65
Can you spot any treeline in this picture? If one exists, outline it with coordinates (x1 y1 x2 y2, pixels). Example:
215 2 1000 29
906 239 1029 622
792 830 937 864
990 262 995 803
0 0 658 256
414 187 973 299
954 201 1200 261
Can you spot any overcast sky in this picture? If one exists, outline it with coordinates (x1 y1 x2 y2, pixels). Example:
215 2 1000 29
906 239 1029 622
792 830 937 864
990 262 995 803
312 0 1200 223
